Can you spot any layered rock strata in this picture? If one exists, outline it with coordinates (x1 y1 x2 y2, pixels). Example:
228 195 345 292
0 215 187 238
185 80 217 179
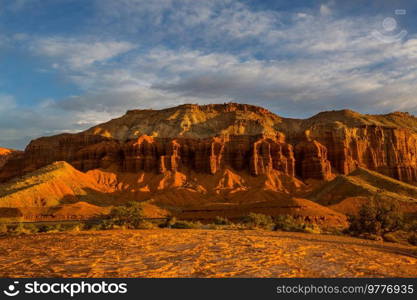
1 104 416 185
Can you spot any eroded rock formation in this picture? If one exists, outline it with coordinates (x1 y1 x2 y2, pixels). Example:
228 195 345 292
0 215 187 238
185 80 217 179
0 148 22 170
1 104 416 185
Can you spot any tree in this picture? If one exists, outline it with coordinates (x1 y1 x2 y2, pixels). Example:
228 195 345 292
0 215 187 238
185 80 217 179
107 201 144 229
348 196 403 236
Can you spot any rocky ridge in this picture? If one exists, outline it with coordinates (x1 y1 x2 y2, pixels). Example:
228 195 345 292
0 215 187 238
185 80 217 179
1 103 416 185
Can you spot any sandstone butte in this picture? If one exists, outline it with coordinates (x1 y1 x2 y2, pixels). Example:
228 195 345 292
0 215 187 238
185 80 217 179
0 103 417 225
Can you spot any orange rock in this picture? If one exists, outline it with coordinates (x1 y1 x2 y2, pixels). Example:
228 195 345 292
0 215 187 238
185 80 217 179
0 147 22 170
0 104 416 185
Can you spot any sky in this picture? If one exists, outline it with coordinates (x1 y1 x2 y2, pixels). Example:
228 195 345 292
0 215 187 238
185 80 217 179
1 0 417 149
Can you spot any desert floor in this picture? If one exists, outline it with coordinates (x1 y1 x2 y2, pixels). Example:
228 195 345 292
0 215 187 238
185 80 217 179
0 229 416 277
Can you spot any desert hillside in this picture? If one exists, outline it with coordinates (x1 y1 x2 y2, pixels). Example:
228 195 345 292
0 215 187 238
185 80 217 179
0 103 416 223
0 160 345 225
309 167 417 216
0 162 168 220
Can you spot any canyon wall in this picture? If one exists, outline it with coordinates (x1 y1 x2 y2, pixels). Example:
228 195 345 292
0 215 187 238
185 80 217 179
306 123 417 184
1 104 416 185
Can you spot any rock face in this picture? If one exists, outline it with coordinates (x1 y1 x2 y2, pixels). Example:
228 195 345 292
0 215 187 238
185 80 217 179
0 148 22 170
1 104 417 185
303 115 417 183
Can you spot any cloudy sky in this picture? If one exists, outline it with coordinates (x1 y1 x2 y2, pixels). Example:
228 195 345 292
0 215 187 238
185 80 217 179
1 0 417 149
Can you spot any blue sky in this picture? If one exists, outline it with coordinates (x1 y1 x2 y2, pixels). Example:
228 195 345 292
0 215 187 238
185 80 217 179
1 0 417 149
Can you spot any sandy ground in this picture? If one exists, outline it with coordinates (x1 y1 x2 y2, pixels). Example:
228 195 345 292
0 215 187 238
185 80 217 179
0 229 416 278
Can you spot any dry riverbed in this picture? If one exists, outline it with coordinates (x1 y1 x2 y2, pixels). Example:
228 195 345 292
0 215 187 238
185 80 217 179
0 229 416 277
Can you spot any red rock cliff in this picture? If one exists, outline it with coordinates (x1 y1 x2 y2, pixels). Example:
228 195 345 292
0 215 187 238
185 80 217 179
1 104 416 185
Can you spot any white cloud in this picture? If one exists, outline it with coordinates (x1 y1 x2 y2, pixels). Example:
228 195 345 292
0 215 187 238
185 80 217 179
24 2 417 117
95 0 282 44
0 94 16 111
1 0 41 12
32 37 135 69
1 0 417 149
320 4 332 16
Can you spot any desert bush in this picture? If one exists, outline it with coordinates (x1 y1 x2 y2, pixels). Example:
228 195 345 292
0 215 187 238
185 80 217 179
8 223 38 235
273 215 302 232
37 224 61 233
85 223 104 231
97 219 115 230
24 224 40 233
70 224 83 232
0 223 8 234
405 220 417 233
9 224 25 234
383 232 402 244
241 213 274 229
203 223 220 230
301 224 322 234
273 215 321 233
170 220 203 229
104 201 145 229
408 233 417 246
161 216 177 228
214 216 231 225
348 199 403 236
57 223 76 231
358 233 383 241
136 220 157 229
159 217 203 229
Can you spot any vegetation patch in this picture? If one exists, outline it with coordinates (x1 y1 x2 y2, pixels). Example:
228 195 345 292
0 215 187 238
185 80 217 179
346 199 417 245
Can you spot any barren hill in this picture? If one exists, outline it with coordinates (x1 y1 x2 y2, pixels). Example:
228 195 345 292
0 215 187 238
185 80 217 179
0 103 416 223
0 161 169 220
0 161 110 208
309 167 417 215
0 160 345 226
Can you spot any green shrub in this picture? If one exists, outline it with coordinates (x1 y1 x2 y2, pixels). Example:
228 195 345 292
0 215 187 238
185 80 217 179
170 220 202 229
162 216 177 228
9 223 37 235
273 215 302 232
105 201 145 229
408 233 417 246
37 224 61 233
214 216 231 225
160 217 203 229
301 224 322 234
204 223 220 230
87 223 105 231
24 224 40 233
405 220 417 233
241 213 274 229
56 224 74 231
272 215 320 233
97 219 115 230
358 233 383 241
136 220 156 229
348 199 403 236
383 232 402 244
70 224 83 232
0 223 8 234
